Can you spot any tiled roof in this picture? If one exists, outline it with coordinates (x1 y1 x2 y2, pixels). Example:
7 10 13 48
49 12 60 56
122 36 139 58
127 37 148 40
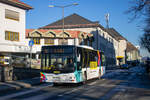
126 42 138 52
106 28 127 41
26 29 92 38
106 28 138 52
39 13 105 30
0 0 32 10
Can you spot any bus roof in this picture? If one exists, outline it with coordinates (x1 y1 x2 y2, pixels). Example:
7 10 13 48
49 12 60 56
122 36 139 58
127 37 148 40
42 45 104 53
42 45 105 53
42 45 94 50
76 45 94 50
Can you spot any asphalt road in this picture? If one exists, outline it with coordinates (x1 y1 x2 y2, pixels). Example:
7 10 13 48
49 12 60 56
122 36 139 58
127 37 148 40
0 66 150 100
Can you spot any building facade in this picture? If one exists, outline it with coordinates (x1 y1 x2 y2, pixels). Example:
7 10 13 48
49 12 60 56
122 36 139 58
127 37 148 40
26 29 93 59
126 42 140 62
0 0 32 64
106 28 128 65
40 13 117 66
40 13 140 66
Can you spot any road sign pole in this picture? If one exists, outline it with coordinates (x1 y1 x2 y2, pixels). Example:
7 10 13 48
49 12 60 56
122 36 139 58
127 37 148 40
29 40 34 69
30 46 32 69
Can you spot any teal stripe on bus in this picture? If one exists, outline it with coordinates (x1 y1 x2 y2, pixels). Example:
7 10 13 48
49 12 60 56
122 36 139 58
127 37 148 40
74 71 83 83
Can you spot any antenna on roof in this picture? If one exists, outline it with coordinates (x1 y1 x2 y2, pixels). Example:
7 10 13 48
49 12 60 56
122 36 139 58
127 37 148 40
105 13 109 28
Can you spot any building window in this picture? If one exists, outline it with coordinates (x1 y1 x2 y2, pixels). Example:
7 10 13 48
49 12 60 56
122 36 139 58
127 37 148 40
44 38 54 45
5 9 19 21
102 33 105 38
5 31 19 41
33 38 40 45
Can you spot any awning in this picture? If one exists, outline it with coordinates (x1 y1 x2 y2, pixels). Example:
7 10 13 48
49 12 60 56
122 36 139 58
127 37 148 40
116 56 124 59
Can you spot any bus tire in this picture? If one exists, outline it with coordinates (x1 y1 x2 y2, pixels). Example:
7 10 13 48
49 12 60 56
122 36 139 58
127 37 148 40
98 69 101 80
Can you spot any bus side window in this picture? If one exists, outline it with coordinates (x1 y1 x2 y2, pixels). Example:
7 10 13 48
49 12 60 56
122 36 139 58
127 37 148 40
83 50 87 68
87 50 90 67
77 48 81 62
77 48 82 70
41 54 45 70
77 62 82 70
101 53 105 66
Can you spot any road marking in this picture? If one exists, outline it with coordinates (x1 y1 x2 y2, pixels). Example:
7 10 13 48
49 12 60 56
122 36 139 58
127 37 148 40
57 80 107 97
98 85 127 100
89 81 97 85
0 83 53 100
58 88 79 97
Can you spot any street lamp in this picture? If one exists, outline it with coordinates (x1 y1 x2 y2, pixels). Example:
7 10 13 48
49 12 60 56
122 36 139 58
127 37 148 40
49 3 78 44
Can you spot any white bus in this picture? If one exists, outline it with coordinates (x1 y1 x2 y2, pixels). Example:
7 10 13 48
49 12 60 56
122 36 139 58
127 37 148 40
40 45 105 84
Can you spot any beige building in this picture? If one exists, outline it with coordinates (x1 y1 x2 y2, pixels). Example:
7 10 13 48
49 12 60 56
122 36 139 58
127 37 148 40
106 28 128 65
126 42 140 61
26 29 93 58
107 28 140 65
28 13 140 67
40 13 116 66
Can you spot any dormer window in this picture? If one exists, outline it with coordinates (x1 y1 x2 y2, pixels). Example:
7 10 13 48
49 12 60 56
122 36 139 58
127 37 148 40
45 38 54 45
32 38 40 45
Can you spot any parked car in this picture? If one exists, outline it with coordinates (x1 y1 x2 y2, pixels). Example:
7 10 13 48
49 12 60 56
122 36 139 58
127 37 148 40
120 64 129 69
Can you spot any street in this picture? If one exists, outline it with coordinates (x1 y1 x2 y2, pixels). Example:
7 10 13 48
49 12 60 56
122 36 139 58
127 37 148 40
0 66 150 100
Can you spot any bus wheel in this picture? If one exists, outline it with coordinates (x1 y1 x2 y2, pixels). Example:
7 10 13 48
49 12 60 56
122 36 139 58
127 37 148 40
98 69 101 80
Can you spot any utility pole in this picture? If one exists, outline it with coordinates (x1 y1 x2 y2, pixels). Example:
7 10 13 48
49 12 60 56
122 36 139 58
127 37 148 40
105 13 109 28
49 3 78 45
29 40 34 68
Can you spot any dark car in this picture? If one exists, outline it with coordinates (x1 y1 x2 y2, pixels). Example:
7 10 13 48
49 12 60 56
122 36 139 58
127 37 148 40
120 64 129 69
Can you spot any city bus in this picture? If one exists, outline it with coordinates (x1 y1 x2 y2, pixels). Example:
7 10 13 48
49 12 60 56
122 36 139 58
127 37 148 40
40 45 105 84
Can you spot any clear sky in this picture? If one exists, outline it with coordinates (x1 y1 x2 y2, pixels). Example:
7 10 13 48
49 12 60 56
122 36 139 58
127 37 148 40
21 0 150 57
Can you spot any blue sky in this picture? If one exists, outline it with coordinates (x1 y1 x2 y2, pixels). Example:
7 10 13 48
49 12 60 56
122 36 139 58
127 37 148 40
22 0 150 57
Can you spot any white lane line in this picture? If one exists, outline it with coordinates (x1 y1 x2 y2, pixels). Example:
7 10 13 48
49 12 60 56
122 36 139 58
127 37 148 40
0 83 53 100
88 81 97 85
99 85 127 100
57 80 100 97
58 88 79 96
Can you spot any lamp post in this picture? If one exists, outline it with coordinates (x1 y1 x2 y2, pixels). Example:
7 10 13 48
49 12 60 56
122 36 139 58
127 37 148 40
49 3 78 44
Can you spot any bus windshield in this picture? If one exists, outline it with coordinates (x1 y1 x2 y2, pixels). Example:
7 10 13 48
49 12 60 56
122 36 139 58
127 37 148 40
41 53 75 73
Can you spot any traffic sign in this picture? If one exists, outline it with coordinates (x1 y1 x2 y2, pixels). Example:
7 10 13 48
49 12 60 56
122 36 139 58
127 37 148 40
29 40 34 47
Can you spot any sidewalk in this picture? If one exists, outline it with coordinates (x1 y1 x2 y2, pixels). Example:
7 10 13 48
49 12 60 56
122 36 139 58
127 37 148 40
0 77 41 93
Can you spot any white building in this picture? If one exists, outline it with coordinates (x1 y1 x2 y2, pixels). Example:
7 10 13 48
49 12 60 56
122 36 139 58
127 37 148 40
106 28 128 65
0 0 32 64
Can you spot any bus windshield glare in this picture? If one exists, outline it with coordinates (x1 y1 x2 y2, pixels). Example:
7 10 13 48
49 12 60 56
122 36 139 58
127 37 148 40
41 52 75 73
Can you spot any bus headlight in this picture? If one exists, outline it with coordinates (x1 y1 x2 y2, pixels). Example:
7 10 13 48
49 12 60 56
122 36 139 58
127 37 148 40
69 76 75 81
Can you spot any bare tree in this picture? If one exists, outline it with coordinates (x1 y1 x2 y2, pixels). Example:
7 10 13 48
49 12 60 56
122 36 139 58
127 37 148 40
127 0 150 19
127 0 150 53
140 32 150 52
